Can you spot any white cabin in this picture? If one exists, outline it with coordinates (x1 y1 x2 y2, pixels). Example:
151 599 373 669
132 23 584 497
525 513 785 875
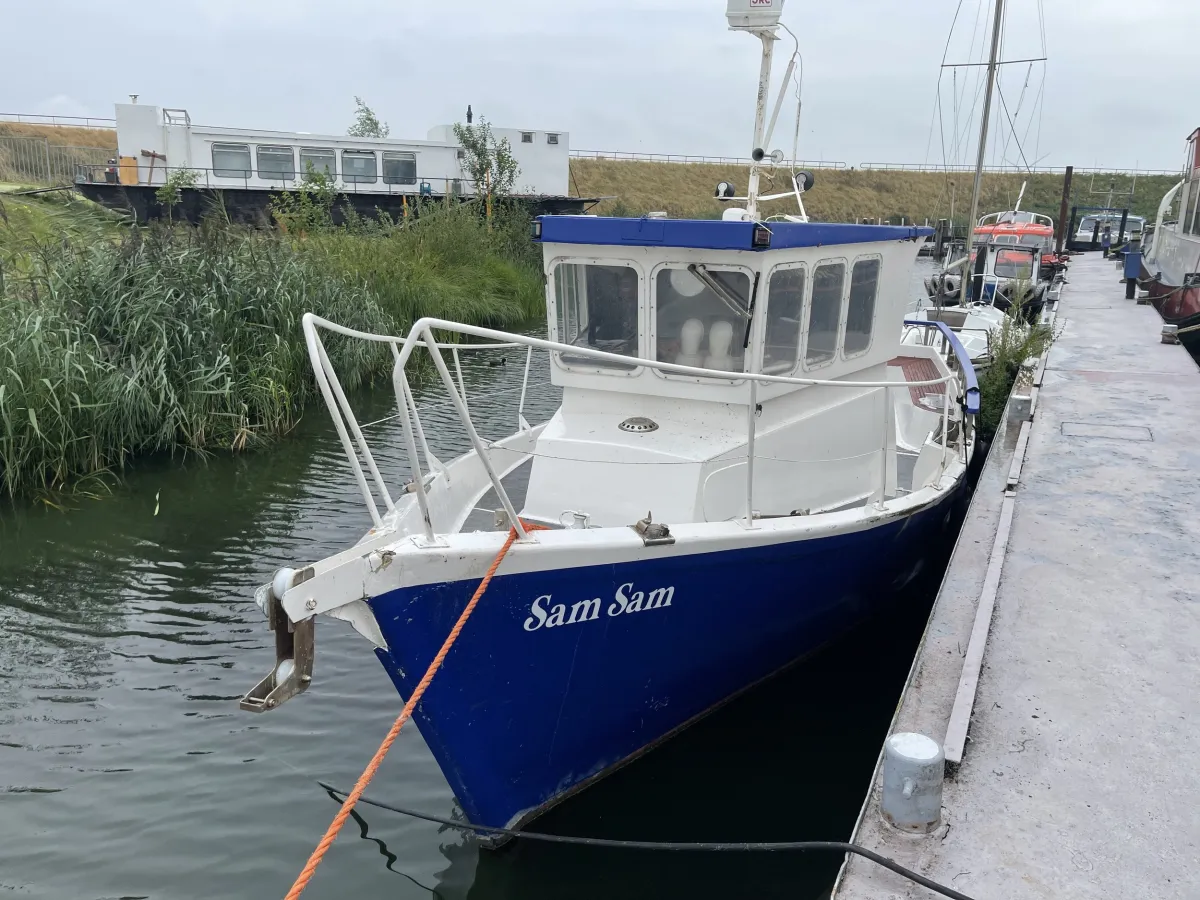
522 216 946 527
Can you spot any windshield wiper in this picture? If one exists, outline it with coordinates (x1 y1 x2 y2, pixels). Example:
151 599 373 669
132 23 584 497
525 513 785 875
687 264 749 320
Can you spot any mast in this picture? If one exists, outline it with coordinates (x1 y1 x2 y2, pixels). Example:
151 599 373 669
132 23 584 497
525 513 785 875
963 0 1005 279
745 31 777 220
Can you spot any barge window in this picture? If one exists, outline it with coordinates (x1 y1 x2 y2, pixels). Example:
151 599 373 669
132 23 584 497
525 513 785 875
994 249 1035 280
1185 181 1200 235
341 150 377 183
844 258 880 357
547 133 560 145
211 143 251 179
553 262 639 370
299 148 335 179
521 132 534 143
256 145 296 180
653 267 750 374
382 151 417 185
762 267 806 374
804 262 846 367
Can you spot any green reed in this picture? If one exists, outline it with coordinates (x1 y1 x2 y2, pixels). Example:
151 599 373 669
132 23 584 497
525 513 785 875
0 224 395 497
301 201 544 333
0 199 546 500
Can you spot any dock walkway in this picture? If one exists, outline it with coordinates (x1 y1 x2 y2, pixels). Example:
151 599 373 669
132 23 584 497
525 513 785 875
834 253 1200 899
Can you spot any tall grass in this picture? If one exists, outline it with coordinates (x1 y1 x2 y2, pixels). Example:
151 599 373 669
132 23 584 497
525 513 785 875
571 159 1179 224
303 202 544 330
0 225 392 496
0 201 545 500
0 122 117 150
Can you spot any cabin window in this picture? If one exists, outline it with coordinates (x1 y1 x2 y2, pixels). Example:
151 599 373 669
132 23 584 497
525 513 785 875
299 148 335 179
1020 234 1048 247
1185 181 1200 235
547 133 560 145
521 132 534 143
804 262 846 368
994 249 1035 280
256 145 296 180
762 266 806 374
553 262 640 370
211 143 251 178
382 151 417 185
653 266 750 375
341 150 377 183
843 258 880 357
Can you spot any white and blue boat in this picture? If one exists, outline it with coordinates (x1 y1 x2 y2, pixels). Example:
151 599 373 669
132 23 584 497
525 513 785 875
240 0 979 838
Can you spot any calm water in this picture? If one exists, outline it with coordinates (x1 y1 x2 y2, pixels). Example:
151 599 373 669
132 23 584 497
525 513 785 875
1 265 958 900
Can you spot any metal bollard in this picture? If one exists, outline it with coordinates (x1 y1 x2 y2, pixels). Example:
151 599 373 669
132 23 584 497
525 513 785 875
1163 324 1180 345
881 732 944 833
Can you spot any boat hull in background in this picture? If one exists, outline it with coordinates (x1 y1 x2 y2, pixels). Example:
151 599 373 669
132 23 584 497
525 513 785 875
1140 225 1200 354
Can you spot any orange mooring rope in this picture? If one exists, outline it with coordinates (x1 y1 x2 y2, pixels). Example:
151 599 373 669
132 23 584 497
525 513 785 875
283 522 545 900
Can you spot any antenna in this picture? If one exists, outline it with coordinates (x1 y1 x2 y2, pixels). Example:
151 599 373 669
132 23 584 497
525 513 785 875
726 0 786 220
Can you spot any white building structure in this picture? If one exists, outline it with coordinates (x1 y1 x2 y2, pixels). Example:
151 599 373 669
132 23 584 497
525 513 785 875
109 102 570 198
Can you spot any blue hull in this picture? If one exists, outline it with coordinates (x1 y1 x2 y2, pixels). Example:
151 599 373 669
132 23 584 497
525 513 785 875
368 495 959 832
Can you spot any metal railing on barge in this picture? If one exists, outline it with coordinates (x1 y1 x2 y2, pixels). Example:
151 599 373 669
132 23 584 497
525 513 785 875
302 315 979 542
73 162 475 197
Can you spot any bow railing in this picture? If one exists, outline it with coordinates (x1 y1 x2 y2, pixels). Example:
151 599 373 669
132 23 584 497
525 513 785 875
303 315 977 541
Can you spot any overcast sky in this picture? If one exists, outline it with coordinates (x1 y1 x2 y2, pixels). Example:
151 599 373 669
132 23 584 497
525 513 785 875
2 0 1195 171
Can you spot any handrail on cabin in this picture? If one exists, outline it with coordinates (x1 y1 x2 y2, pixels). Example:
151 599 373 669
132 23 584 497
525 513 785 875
302 313 974 538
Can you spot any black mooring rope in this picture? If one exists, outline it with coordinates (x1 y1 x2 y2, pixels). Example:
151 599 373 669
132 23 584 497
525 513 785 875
321 782 979 900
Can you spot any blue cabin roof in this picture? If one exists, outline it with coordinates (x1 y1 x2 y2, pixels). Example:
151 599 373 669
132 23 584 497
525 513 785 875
534 216 933 252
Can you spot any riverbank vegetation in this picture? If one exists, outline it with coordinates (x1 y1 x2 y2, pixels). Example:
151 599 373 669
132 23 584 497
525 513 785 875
571 159 1178 225
0 190 540 500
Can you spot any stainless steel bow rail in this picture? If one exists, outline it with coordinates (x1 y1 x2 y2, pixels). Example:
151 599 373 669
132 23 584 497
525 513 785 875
303 314 979 541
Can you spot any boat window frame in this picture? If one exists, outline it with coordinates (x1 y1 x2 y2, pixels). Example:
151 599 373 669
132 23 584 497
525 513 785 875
547 256 646 378
255 144 296 181
382 150 418 185
993 247 1037 280
211 142 252 179
1185 178 1200 235
801 257 848 372
841 254 882 361
299 147 337 180
759 260 809 377
341 149 378 184
648 261 756 385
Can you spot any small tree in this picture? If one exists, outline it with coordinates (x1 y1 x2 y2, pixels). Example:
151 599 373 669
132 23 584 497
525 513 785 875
270 163 337 233
347 97 390 138
453 117 519 225
155 168 200 221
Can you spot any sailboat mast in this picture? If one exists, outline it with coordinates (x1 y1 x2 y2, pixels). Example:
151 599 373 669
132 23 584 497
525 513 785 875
964 0 1005 260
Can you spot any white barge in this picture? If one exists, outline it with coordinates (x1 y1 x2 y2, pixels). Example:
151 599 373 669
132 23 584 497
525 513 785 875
74 101 588 221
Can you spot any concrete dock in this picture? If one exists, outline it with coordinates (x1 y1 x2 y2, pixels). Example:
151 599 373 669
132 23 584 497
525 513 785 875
834 253 1200 899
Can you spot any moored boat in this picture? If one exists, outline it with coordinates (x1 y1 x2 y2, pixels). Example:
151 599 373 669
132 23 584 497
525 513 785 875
238 0 980 837
1139 127 1200 353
